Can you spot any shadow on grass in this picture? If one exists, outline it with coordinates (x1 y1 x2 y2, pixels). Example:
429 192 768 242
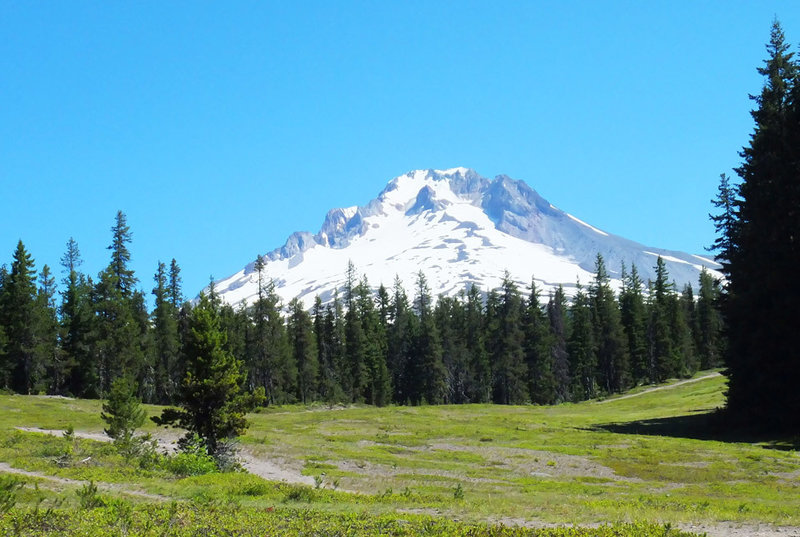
591 411 800 451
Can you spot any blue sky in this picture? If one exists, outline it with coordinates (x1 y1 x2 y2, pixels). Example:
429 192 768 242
1 2 798 301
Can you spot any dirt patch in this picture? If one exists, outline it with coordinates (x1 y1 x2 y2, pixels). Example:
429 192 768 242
238 448 315 486
16 427 111 443
429 442 637 483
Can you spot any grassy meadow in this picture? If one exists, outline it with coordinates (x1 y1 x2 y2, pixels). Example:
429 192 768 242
0 370 798 535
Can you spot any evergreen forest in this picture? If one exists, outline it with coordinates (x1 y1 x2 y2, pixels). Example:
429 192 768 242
0 210 724 408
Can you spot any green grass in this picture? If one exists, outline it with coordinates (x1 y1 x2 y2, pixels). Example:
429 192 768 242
0 370 798 533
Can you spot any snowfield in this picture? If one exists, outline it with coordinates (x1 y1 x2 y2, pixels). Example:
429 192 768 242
211 168 721 309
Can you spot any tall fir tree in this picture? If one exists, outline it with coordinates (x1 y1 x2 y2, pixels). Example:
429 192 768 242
714 21 800 430
524 279 556 404
589 255 630 394
388 276 416 404
695 268 724 369
93 212 147 395
36 265 62 394
152 262 181 404
568 281 596 400
287 297 318 404
60 239 95 397
435 294 469 404
488 274 528 404
646 256 678 382
246 256 294 404
0 241 40 393
619 264 648 384
547 286 571 403
411 271 446 404
464 284 491 403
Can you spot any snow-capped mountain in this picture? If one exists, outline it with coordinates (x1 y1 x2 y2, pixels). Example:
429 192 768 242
212 168 721 308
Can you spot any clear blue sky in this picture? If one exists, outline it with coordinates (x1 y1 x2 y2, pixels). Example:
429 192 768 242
1 2 798 301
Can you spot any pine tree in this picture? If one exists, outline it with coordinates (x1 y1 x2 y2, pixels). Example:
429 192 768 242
313 296 344 403
108 211 138 295
676 284 699 375
35 265 62 394
246 257 293 404
287 297 318 404
695 268 724 369
619 264 648 384
154 293 265 458
412 271 446 404
60 239 95 397
646 256 678 382
387 276 414 404
464 284 491 403
0 241 39 393
714 21 800 431
356 277 390 406
525 279 556 404
547 286 571 403
435 294 469 404
589 255 629 394
488 274 528 404
168 259 183 310
93 212 147 395
568 281 596 400
152 262 180 404
102 376 147 456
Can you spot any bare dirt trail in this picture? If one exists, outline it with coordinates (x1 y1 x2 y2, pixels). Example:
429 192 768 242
14 426 321 488
594 372 722 404
0 462 168 501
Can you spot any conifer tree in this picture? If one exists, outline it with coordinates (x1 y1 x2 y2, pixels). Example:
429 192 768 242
435 294 469 403
246 256 293 404
464 284 491 403
287 297 318 404
93 212 147 395
412 271 446 404
525 279 556 404
152 262 180 404
154 292 265 458
168 259 183 310
60 239 95 397
695 268 724 369
568 282 596 400
589 255 629 394
36 265 62 394
646 257 678 382
619 264 648 384
356 277 391 406
313 296 343 403
387 276 415 404
547 286 571 403
102 376 147 456
0 241 40 393
676 284 699 375
714 21 800 430
488 274 528 404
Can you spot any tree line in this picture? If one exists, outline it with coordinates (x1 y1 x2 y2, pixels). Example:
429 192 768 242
0 210 724 407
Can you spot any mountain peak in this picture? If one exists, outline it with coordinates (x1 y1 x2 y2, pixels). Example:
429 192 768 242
210 169 721 308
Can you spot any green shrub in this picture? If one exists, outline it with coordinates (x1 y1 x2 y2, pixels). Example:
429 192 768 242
162 434 218 476
282 484 315 503
0 475 23 514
